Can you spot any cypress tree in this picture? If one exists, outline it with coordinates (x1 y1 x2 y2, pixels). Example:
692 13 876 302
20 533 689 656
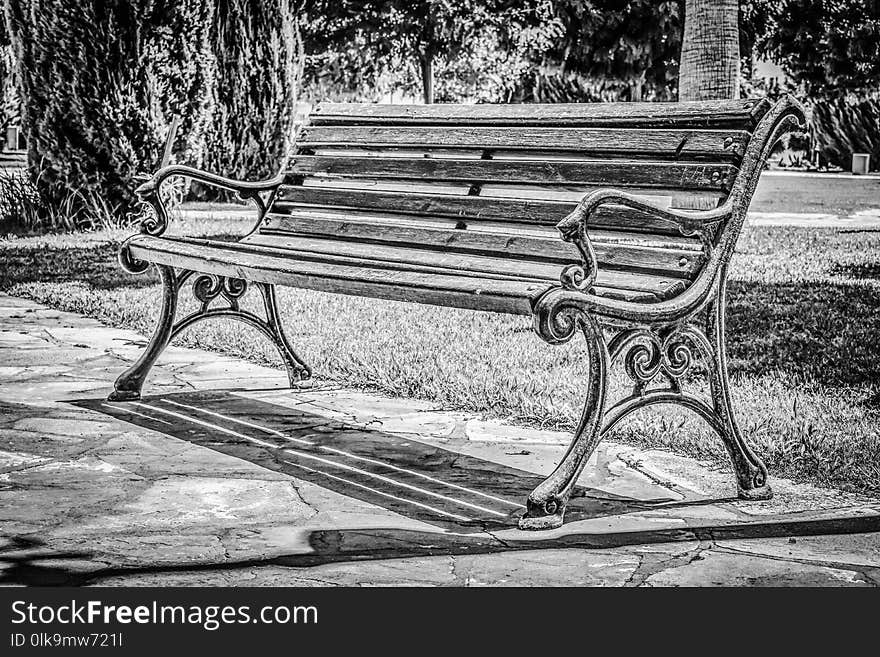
204 0 302 180
3 0 216 220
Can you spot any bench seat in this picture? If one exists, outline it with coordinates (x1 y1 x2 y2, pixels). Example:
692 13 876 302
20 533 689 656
128 231 688 316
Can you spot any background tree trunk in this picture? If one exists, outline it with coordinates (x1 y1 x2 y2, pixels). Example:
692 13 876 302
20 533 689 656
678 0 740 101
420 53 434 104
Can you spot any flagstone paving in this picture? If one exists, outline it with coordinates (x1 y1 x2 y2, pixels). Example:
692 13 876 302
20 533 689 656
1 293 878 587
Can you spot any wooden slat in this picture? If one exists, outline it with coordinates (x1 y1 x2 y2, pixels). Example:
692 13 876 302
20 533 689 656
309 99 771 129
239 234 692 291
129 236 545 315
256 214 703 279
288 155 737 191
476 183 723 208
273 186 709 236
130 234 681 308
261 208 701 247
243 234 558 282
297 126 749 159
294 177 723 209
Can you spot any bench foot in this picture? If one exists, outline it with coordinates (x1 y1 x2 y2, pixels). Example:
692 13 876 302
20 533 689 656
518 497 566 530
520 303 608 531
107 389 142 402
738 482 772 500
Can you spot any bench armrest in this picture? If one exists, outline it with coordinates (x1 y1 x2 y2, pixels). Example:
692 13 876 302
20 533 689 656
555 188 732 291
134 165 285 237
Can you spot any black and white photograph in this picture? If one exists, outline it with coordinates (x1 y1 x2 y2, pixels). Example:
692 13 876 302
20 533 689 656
0 0 878 625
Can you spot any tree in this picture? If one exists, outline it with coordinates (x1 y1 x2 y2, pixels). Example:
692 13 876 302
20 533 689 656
3 0 216 220
678 0 740 101
531 0 683 102
749 0 880 96
303 1 546 104
203 0 303 180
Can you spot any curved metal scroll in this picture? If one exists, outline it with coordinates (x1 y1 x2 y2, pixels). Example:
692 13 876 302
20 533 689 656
168 272 311 383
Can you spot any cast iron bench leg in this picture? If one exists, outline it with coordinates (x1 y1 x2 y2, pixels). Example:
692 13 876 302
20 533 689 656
706 281 771 500
519 313 609 530
109 264 178 401
257 282 311 384
109 267 311 401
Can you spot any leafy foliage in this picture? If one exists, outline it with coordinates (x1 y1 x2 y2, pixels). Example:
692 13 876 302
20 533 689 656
0 21 19 139
302 0 560 103
531 0 683 101
203 0 303 180
2 0 303 219
744 1 880 170
810 92 880 170
3 0 216 219
0 44 19 139
750 0 880 95
301 0 753 104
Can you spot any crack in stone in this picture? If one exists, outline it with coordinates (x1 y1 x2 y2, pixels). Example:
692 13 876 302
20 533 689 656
482 529 514 550
0 458 57 476
615 453 690 497
449 554 461 584
622 554 645 586
285 479 320 520
624 540 715 587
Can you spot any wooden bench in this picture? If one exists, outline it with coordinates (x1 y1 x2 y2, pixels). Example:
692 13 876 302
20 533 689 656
111 95 806 530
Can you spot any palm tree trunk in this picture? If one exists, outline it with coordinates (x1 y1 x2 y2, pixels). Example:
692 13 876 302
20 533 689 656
420 53 434 104
679 0 740 101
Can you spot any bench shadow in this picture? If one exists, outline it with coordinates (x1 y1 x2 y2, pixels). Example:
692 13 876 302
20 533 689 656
725 279 880 392
4 514 880 586
0 242 158 290
0 234 238 291
77 389 689 534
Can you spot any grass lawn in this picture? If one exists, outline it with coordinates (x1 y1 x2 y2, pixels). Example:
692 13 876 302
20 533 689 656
2 209 879 498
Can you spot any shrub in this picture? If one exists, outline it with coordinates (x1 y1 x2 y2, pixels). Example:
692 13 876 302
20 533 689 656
3 0 216 220
203 0 302 180
0 44 20 140
0 167 121 233
810 93 880 171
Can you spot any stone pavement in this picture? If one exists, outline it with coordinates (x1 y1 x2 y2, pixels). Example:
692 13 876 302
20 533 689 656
1 294 878 587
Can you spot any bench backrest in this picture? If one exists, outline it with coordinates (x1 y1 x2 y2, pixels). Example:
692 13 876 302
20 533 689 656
258 96 804 298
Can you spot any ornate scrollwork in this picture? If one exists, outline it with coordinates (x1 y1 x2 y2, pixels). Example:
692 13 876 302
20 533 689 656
133 179 169 237
192 273 222 302
599 320 722 445
117 238 150 275
164 269 309 383
223 276 247 299
532 290 588 345
559 263 594 292
556 207 599 294
191 274 248 311
610 323 712 393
